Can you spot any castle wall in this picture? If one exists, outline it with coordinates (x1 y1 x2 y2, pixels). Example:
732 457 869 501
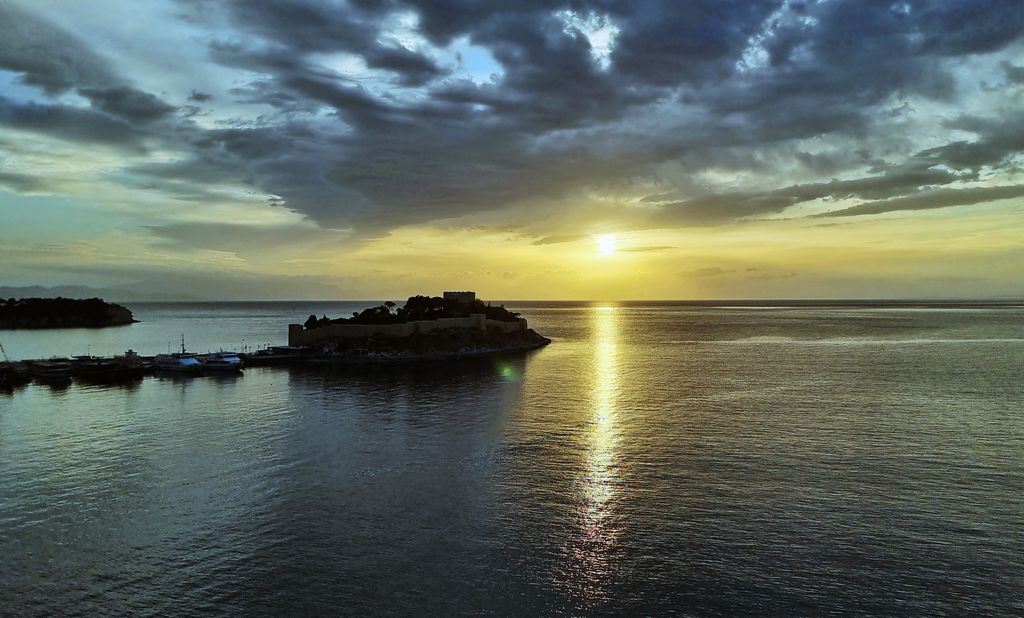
288 314 527 347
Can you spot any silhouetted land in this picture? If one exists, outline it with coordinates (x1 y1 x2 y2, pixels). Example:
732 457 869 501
0 297 136 329
303 295 522 329
295 295 550 360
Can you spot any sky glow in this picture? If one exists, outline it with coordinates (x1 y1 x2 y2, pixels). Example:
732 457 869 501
0 0 1022 299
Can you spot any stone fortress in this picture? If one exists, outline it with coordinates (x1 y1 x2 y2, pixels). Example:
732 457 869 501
288 291 528 347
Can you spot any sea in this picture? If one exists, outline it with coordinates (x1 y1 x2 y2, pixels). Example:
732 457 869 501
1 301 1022 615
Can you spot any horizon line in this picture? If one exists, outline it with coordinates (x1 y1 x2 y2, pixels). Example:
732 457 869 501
105 297 1024 304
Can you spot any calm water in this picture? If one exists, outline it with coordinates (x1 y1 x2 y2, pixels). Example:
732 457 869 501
2 303 1023 615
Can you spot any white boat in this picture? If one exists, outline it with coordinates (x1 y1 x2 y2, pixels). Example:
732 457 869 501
198 352 243 372
155 334 201 373
153 353 201 373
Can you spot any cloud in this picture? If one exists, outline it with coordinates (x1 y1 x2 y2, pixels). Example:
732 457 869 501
0 170 47 193
0 2 116 94
0 95 143 148
2 0 1024 244
78 86 177 123
680 267 735 278
145 221 339 253
532 234 589 246
620 245 674 252
818 185 1024 218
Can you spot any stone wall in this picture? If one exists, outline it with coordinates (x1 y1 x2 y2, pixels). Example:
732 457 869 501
288 314 527 346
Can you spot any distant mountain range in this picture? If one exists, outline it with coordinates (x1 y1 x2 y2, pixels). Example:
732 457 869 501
0 285 201 303
0 273 350 302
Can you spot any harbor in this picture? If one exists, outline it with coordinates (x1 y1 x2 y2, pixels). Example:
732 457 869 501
1 339 552 392
0 293 552 393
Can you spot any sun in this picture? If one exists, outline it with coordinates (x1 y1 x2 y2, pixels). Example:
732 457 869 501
597 234 617 255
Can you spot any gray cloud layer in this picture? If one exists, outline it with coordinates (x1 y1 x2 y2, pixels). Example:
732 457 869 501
2 0 1023 240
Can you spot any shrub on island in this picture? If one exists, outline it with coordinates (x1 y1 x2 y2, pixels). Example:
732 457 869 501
304 295 521 329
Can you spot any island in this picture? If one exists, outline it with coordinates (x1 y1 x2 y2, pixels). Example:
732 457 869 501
286 291 550 362
0 297 137 329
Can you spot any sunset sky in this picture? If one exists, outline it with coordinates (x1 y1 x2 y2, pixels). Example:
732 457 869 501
1 0 1022 299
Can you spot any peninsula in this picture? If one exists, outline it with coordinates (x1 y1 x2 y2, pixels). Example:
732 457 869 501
0 297 137 329
288 291 550 361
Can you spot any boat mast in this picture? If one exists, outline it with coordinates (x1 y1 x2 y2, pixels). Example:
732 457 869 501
180 333 186 354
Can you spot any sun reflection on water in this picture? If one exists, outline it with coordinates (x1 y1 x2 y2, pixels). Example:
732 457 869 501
559 303 623 606
587 305 620 520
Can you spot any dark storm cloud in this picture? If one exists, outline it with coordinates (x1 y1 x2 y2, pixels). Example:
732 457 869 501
0 95 143 147
606 0 780 85
7 0 1024 237
0 3 180 137
647 107 1024 225
192 0 447 86
0 2 116 94
652 158 975 224
819 185 1024 217
78 87 178 123
177 0 1022 231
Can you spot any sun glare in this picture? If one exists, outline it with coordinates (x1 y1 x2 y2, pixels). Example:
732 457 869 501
597 234 616 255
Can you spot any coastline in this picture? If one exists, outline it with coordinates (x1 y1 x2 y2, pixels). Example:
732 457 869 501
300 336 552 366
0 298 138 330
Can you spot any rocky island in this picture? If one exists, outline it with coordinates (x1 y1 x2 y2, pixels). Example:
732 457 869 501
288 291 550 362
0 297 137 329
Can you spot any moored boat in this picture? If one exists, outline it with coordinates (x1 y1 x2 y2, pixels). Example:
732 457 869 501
153 353 201 373
0 362 32 391
198 352 243 372
242 345 305 366
27 358 73 381
72 351 150 382
154 334 201 374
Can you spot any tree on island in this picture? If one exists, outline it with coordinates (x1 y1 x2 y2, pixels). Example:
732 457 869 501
303 295 521 329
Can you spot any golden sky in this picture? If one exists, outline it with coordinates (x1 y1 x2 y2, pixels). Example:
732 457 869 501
1 1 1023 299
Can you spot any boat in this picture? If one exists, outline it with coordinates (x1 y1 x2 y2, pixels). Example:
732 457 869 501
27 358 73 381
71 351 150 382
154 335 201 373
242 345 305 366
0 362 31 391
198 352 243 372
0 341 30 391
153 353 201 373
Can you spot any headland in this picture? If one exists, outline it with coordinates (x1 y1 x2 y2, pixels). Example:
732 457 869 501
0 297 137 330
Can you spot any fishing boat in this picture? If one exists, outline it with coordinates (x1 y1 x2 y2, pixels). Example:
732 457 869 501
198 352 243 372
